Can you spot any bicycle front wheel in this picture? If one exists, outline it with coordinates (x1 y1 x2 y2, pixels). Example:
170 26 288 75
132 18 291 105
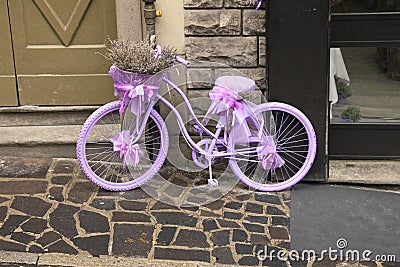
76 101 168 191
229 102 316 191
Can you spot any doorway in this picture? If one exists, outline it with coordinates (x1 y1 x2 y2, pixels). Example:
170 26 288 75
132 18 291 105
267 0 400 181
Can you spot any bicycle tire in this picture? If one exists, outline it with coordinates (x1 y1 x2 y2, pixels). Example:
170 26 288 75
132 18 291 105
76 100 169 191
229 102 316 191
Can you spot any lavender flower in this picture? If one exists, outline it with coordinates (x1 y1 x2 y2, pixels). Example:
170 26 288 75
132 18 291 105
100 37 176 74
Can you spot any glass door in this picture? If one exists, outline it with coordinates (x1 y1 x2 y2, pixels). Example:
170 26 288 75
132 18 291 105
329 0 400 158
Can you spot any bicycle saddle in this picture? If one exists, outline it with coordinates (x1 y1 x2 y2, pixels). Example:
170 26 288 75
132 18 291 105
215 76 256 93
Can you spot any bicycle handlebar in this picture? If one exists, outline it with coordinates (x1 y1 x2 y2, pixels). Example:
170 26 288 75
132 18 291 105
175 56 190 66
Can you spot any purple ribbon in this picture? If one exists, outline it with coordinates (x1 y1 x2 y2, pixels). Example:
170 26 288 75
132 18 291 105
257 136 285 170
254 0 262 10
203 85 253 143
210 86 244 110
113 83 158 116
207 85 243 118
110 130 143 166
206 85 252 127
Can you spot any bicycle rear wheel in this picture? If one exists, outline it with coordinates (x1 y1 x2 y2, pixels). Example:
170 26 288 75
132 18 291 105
229 102 316 191
76 101 168 191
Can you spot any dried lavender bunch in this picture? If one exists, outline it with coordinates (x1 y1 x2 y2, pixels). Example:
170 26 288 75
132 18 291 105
101 37 176 74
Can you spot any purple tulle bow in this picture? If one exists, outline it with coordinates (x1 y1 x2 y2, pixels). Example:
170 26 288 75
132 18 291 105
113 83 158 116
209 85 243 111
110 130 143 166
257 136 285 170
203 85 253 143
206 85 251 128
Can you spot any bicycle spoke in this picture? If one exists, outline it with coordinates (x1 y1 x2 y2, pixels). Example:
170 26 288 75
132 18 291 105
86 147 114 158
278 130 307 145
278 119 299 143
278 128 307 147
100 152 120 182
102 153 119 182
280 144 309 150
278 148 308 159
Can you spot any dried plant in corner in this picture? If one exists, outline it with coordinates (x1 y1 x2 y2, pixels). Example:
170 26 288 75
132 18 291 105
341 106 361 122
100 37 176 75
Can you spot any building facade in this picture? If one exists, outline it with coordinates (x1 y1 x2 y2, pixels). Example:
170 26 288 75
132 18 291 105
1 0 399 180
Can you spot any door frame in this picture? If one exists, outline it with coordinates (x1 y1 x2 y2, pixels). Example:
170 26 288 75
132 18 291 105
115 0 143 42
267 0 330 181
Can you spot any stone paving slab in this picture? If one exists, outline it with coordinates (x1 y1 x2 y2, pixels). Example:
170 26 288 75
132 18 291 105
0 157 51 179
37 253 198 267
0 157 398 267
0 251 38 266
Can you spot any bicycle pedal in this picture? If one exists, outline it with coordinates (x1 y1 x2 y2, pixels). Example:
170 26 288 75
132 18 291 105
207 178 219 187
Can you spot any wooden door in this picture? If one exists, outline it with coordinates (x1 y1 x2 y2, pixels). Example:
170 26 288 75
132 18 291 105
0 0 18 106
8 0 117 105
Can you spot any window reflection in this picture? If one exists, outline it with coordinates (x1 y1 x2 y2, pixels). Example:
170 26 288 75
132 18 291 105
331 0 400 13
330 47 400 123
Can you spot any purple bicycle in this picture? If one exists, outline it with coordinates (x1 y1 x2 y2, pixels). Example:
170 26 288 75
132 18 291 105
76 55 316 192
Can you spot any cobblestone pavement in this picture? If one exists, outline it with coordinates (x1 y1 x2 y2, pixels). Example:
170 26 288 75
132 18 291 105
0 157 397 267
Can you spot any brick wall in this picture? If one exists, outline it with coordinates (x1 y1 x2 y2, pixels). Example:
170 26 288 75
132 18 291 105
183 0 266 95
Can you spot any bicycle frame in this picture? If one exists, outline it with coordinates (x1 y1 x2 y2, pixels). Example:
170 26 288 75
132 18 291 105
129 75 262 159
140 77 226 157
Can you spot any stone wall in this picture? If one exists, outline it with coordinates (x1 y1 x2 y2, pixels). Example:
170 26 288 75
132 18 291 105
183 0 266 95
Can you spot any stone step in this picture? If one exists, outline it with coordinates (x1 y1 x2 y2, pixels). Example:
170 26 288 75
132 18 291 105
0 106 100 158
0 105 98 127
0 125 82 158
329 160 400 185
